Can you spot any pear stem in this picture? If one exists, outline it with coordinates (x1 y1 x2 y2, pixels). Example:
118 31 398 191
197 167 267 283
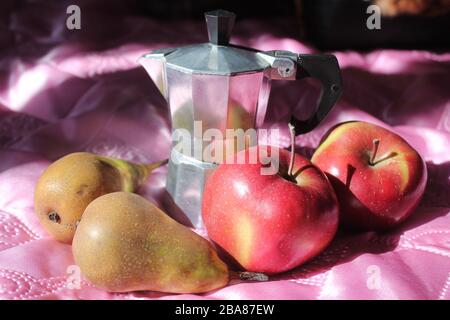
288 123 296 177
370 139 380 166
144 159 168 172
235 271 269 282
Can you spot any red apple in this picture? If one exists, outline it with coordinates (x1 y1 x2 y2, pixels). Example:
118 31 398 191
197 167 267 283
202 144 339 274
311 121 427 231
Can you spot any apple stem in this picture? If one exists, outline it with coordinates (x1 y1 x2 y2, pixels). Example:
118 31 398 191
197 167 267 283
288 123 296 176
370 139 380 166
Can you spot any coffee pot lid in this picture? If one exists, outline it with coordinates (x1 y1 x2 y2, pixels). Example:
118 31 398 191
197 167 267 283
157 10 269 75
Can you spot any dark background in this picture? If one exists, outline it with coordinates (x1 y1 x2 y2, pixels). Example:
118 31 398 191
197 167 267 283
2 0 450 50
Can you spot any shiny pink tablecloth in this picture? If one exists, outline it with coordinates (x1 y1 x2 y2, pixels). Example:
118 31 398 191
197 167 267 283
0 1 449 300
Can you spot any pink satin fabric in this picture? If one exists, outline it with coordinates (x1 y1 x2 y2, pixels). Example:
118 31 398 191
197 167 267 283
0 1 449 300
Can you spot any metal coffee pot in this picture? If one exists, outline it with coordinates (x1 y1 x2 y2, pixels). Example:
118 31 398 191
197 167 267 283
139 10 342 227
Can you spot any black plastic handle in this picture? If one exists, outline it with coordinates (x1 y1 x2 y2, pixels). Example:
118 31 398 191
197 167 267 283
290 54 342 135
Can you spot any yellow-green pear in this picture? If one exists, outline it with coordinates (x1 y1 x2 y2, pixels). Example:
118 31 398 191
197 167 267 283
72 192 229 293
34 152 167 243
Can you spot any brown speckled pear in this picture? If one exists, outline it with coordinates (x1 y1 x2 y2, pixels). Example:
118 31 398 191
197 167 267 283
34 152 167 243
72 192 229 293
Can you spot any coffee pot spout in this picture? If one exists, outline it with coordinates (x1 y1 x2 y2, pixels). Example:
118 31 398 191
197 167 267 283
138 49 174 100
